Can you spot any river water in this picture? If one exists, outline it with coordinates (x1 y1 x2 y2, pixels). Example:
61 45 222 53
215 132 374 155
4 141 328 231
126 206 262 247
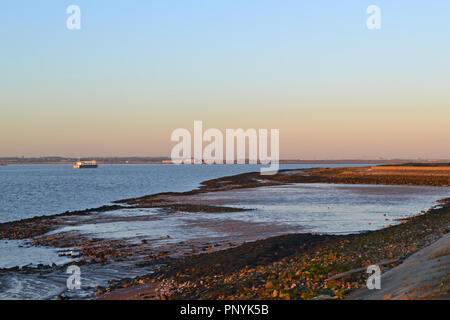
0 164 356 223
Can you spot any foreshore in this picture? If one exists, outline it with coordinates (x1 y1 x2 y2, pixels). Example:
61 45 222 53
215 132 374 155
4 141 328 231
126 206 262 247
0 164 449 300
98 197 449 300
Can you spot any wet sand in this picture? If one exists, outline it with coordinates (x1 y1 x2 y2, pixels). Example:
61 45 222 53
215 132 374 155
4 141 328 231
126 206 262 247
99 198 449 300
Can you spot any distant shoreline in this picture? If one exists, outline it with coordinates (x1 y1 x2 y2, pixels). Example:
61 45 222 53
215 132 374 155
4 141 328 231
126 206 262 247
1 158 448 165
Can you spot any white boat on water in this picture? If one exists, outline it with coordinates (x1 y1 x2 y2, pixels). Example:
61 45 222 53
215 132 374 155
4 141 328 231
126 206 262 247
73 160 98 169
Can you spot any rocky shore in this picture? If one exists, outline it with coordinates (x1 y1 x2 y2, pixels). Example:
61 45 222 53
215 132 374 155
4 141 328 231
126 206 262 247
97 165 450 300
99 198 450 300
0 164 448 300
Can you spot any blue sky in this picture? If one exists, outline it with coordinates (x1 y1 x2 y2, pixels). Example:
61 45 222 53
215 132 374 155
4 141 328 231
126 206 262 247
1 1 449 158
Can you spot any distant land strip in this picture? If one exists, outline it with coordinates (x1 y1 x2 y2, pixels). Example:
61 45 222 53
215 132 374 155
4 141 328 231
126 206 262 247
1 156 449 165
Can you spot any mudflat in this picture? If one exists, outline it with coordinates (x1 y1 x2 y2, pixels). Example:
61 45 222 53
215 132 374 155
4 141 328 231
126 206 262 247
98 198 450 300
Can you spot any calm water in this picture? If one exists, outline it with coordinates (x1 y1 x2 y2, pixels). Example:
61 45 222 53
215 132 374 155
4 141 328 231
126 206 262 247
0 163 366 223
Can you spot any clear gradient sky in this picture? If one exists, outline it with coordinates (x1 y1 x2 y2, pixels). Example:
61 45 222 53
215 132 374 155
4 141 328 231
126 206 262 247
1 1 449 159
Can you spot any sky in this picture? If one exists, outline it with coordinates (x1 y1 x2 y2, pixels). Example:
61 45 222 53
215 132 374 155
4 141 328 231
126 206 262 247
1 0 449 159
